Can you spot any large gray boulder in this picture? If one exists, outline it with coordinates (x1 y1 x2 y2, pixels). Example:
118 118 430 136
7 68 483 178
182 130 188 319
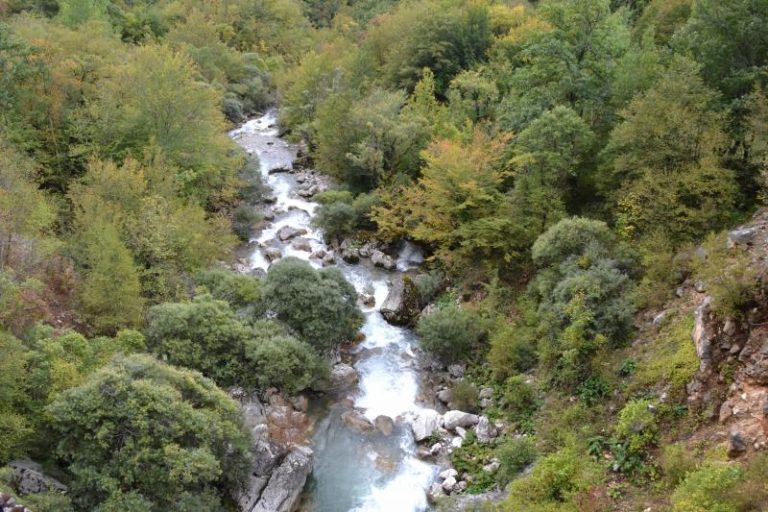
408 409 442 442
330 363 358 389
442 410 479 431
251 446 314 512
371 250 396 270
7 460 67 495
277 226 307 241
380 276 422 326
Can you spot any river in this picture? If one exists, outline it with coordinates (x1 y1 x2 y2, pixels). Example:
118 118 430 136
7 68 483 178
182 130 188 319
230 112 438 511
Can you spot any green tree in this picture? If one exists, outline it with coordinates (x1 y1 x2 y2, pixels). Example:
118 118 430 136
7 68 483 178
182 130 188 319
145 295 252 387
47 354 251 512
603 57 738 242
416 305 487 364
77 219 144 334
244 321 324 394
0 139 56 270
679 0 768 101
87 45 239 204
0 332 30 462
262 257 362 352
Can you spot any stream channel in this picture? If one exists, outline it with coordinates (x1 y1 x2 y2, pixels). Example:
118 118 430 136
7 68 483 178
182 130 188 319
230 111 439 511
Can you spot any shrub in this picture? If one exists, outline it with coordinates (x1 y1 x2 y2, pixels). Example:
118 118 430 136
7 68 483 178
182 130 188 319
47 354 251 512
193 269 262 310
501 375 537 426
671 463 741 512
496 436 537 483
615 399 658 454
505 445 602 508
314 200 357 240
245 323 324 394
413 270 445 304
662 444 700 488
145 295 253 386
416 305 486 363
488 320 537 382
262 258 363 352
238 154 269 205
694 233 760 318
451 380 478 412
633 311 698 399
232 203 262 241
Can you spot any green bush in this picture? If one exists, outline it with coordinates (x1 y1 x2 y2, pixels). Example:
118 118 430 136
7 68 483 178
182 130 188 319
245 323 324 394
262 257 363 352
232 203 262 241
694 233 760 318
145 295 253 386
47 354 251 512
671 462 742 512
496 436 537 483
450 380 478 412
633 311 698 399
501 375 537 427
193 268 262 310
662 444 700 488
488 320 537 382
416 305 486 363
238 154 269 205
505 445 602 508
615 399 658 454
314 200 357 240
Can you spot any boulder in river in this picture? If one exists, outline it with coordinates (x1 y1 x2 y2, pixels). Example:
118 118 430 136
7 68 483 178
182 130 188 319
380 276 422 326
342 410 375 433
374 415 395 436
371 250 396 270
330 363 358 389
408 409 442 442
291 237 312 252
442 410 479 431
265 247 282 262
277 226 307 241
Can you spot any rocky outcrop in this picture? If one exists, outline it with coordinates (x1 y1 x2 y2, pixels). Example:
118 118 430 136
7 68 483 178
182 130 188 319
7 461 67 495
251 446 313 512
236 392 313 512
374 415 395 436
381 276 422 326
1 493 31 512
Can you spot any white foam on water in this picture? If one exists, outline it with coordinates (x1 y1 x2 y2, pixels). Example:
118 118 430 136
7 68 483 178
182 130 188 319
232 111 436 512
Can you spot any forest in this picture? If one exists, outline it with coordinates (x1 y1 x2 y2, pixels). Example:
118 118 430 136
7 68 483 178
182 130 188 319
0 0 768 510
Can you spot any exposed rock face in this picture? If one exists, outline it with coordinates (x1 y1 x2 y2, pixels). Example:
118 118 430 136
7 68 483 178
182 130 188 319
371 250 396 270
236 393 313 512
251 446 314 512
330 363 359 389
692 297 714 372
380 276 422 326
0 492 31 512
409 409 443 441
7 461 67 495
442 410 479 431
